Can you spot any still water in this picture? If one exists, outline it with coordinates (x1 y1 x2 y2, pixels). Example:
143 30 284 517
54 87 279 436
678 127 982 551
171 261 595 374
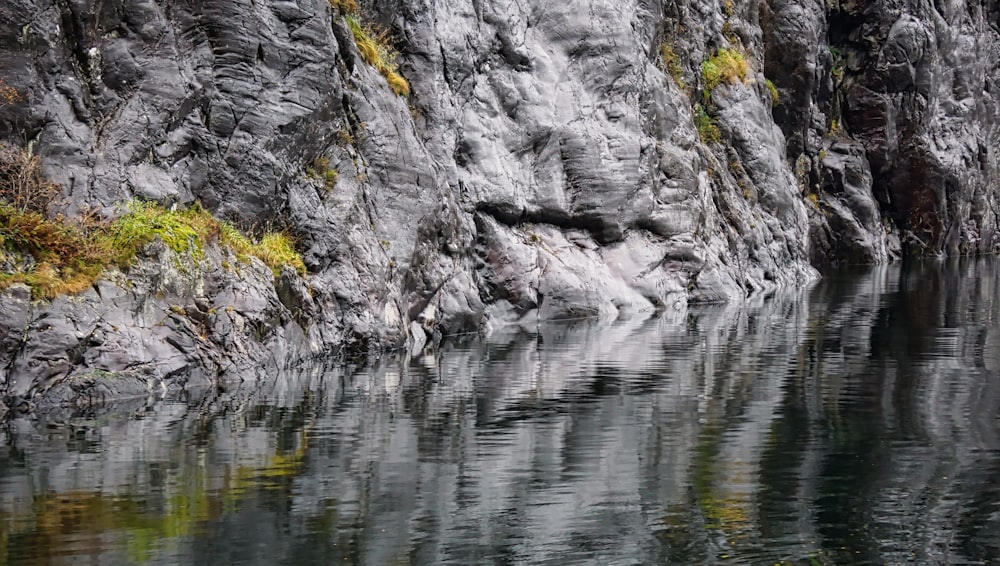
2 260 1000 565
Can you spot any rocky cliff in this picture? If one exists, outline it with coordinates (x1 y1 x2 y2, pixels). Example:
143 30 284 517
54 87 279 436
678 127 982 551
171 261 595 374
0 0 997 411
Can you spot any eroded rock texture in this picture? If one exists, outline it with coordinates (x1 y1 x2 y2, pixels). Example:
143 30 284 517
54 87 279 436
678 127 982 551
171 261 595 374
764 0 1000 260
0 0 997 408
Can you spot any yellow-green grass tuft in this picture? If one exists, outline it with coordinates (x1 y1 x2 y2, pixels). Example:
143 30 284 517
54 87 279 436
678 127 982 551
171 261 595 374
219 223 305 276
1 201 307 299
345 15 411 97
701 48 749 91
251 233 307 276
765 78 779 105
385 69 411 97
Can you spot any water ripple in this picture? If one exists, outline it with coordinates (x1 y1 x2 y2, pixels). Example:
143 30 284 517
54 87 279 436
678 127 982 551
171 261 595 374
2 260 1000 564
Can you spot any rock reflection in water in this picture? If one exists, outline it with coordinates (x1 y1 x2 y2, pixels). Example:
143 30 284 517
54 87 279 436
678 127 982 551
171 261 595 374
2 260 1000 565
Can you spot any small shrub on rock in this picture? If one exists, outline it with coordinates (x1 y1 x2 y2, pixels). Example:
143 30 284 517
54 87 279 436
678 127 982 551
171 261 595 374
0 145 60 215
0 78 22 107
306 156 339 191
328 0 358 14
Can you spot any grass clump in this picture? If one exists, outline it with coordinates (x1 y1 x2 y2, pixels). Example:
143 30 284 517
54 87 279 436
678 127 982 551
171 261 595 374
2 196 306 299
102 201 213 264
344 15 410 97
0 205 107 297
218 223 306 276
103 202 306 276
828 118 843 136
701 48 749 92
694 104 722 144
0 145 101 297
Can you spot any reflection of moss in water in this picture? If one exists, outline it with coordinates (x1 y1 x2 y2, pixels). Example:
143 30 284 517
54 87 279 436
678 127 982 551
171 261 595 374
2 492 164 562
692 425 752 531
655 422 750 560
1 430 310 563
222 438 309 513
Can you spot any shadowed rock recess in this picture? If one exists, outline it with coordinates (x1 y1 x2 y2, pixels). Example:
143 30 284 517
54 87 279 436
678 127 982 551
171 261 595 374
0 0 997 412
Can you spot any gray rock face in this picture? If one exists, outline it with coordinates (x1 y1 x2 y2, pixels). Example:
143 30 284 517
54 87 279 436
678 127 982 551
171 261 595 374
0 0 998 409
763 0 1000 261
1 241 331 412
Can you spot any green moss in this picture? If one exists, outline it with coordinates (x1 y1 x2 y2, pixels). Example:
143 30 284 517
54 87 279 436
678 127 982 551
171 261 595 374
659 43 686 89
701 48 749 92
694 105 722 144
764 78 779 106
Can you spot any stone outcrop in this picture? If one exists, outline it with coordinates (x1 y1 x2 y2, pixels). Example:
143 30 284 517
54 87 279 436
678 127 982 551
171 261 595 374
0 0 997 411
763 0 1000 260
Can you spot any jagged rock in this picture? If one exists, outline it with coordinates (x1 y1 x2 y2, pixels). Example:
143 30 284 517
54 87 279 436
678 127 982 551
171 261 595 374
764 0 999 257
0 285 30 381
809 140 899 266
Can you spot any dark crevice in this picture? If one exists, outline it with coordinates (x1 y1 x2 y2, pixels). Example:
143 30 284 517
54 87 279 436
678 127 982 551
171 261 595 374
475 203 617 244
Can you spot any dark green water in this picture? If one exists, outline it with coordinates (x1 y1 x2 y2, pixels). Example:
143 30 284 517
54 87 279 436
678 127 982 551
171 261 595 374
2 260 1000 565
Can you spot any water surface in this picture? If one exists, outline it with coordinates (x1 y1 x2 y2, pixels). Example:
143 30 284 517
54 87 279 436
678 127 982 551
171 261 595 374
3 260 1000 565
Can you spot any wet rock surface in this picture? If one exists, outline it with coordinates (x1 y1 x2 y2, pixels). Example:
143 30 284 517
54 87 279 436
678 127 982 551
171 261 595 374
0 0 998 412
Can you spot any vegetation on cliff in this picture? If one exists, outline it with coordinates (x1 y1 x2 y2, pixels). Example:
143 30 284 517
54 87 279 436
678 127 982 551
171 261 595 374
701 48 749 91
0 146 305 299
330 0 410 97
